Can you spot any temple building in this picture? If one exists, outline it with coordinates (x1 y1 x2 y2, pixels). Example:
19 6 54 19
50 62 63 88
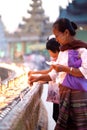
58 0 87 42
5 0 53 61
18 0 52 42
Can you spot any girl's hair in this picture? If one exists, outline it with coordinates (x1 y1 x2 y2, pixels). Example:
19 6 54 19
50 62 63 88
46 38 60 52
53 18 78 36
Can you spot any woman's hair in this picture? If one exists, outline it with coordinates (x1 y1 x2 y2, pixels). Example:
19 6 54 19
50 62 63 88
46 38 60 52
53 18 78 36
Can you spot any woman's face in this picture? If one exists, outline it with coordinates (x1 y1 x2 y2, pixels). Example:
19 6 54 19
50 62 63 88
53 28 68 45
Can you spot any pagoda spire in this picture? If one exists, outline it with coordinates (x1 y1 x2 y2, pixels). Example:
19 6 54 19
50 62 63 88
18 0 52 39
28 0 44 15
26 0 48 22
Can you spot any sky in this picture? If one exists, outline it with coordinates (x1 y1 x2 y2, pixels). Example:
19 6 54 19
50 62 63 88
0 0 71 33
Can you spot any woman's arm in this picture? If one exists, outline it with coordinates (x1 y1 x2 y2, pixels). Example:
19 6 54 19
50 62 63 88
52 64 84 77
28 74 52 86
63 66 84 77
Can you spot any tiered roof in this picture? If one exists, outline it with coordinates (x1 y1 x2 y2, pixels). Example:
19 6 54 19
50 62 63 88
18 0 52 39
59 0 87 25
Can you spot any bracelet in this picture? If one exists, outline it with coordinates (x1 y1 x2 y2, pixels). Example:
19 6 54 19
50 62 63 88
70 67 73 72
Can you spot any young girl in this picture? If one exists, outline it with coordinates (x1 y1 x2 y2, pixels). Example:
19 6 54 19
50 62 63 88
28 36 60 122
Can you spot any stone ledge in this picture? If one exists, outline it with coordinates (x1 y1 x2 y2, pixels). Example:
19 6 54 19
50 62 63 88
0 84 47 130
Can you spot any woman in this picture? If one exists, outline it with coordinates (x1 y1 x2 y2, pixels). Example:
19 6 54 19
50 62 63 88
28 37 60 122
52 18 87 130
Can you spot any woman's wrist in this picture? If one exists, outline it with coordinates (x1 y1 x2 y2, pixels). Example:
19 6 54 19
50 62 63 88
70 67 73 72
61 66 73 73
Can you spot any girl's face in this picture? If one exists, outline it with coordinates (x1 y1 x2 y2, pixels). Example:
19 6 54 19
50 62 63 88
53 28 68 45
48 50 58 61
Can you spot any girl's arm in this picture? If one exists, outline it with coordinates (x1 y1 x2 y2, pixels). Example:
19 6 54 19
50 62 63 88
28 66 53 76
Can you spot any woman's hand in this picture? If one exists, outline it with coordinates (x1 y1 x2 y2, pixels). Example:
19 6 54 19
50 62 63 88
52 64 63 72
28 71 34 77
28 76 38 86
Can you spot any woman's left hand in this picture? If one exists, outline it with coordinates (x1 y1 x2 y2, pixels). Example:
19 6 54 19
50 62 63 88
52 64 63 72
